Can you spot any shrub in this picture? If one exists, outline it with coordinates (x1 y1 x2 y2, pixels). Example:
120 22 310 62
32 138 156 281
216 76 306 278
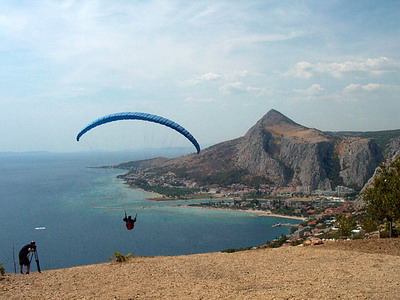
110 251 133 262
379 228 400 238
221 246 253 253
352 233 365 240
266 235 287 248
0 264 5 276
290 239 304 246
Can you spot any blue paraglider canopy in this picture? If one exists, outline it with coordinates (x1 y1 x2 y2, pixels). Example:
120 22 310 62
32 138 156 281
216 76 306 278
76 112 201 154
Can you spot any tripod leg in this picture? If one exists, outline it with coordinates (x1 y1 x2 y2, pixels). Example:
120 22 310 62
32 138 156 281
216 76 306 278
34 251 41 273
12 243 16 274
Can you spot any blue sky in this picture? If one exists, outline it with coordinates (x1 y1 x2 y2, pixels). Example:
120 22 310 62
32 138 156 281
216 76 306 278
1 0 399 152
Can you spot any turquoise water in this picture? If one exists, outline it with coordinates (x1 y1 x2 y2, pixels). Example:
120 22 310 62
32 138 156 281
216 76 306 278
0 152 300 272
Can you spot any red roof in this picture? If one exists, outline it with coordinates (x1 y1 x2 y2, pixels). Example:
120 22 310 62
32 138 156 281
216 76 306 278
308 220 317 225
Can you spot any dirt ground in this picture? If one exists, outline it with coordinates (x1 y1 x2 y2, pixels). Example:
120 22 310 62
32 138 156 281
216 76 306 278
1 238 400 300
320 237 400 256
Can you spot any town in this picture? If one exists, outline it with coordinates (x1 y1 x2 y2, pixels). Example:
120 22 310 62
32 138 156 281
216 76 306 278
120 168 357 199
121 168 371 248
187 198 365 249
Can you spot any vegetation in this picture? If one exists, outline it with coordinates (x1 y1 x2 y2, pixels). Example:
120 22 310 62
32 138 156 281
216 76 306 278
132 179 199 197
221 235 290 253
198 169 249 186
221 246 253 253
335 213 357 237
169 167 189 178
110 251 133 262
0 264 5 276
242 175 273 187
222 234 291 252
358 214 379 233
265 235 287 248
362 156 400 237
148 185 199 197
270 204 299 217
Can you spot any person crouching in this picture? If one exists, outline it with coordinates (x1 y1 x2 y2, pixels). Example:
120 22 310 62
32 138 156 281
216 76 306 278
19 241 36 274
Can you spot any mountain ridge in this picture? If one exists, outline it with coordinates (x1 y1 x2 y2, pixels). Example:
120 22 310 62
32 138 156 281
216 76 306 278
118 109 400 192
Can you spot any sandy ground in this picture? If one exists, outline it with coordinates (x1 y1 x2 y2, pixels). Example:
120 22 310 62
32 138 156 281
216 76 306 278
1 239 400 300
178 205 307 220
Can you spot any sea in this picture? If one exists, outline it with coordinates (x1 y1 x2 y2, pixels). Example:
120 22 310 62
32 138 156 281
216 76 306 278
0 151 301 273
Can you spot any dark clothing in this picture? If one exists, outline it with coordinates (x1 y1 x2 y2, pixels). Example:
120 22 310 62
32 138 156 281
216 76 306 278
19 244 36 266
19 244 36 256
19 256 30 266
123 216 136 230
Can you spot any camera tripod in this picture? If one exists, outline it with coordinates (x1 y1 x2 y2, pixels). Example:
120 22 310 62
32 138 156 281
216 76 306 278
29 250 41 273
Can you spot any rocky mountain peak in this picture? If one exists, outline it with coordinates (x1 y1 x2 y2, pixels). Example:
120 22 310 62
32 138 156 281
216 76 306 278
258 109 302 128
120 109 398 192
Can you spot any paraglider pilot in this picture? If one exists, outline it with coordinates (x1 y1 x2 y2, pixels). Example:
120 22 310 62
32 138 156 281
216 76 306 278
19 241 36 274
123 212 137 230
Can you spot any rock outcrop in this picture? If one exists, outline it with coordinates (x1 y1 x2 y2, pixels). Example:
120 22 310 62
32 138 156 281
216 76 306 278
386 137 400 158
337 137 383 189
234 109 384 190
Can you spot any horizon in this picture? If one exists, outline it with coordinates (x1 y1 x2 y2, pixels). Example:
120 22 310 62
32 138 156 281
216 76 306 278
1 118 400 154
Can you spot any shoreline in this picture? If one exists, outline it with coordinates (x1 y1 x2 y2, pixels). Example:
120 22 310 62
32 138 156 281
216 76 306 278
92 205 306 221
99 186 307 221
177 205 307 221
92 206 150 210
145 194 223 201
125 186 164 199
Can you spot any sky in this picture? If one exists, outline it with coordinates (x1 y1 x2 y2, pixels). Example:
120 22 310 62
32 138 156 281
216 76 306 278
1 0 399 152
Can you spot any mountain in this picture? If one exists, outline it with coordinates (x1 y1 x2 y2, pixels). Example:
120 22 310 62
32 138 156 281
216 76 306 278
327 129 400 157
118 109 400 191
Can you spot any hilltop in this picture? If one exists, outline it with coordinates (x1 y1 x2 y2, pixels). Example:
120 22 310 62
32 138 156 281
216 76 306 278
116 109 400 193
2 239 399 299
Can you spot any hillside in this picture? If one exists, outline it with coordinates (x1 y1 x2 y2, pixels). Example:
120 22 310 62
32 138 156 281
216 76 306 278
117 109 400 192
327 129 400 154
2 239 399 299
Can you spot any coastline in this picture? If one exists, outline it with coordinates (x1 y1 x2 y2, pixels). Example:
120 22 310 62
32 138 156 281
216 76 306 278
177 205 307 221
145 193 219 201
93 206 150 210
117 186 306 221
125 186 164 199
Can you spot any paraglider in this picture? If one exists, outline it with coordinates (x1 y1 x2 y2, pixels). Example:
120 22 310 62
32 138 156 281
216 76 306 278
76 112 201 154
123 211 137 230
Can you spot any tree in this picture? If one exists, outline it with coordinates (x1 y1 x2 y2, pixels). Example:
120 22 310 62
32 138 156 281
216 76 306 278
336 213 357 237
362 156 400 238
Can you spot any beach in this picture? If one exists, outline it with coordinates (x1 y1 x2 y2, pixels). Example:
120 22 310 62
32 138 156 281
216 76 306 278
178 205 307 221
2 238 399 299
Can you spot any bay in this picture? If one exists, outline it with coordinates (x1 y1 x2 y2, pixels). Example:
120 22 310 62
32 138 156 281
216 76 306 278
0 151 301 273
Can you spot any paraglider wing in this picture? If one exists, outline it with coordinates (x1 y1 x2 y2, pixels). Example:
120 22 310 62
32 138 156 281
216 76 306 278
76 112 201 153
